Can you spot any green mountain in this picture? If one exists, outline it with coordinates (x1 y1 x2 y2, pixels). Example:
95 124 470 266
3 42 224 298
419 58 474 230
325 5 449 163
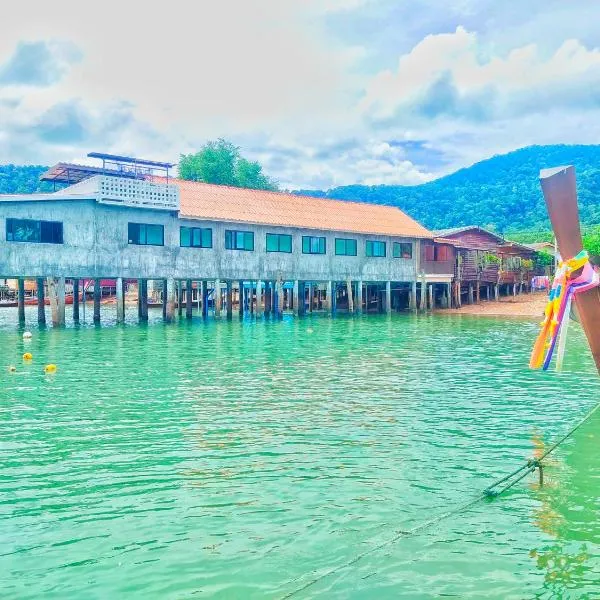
296 145 600 234
0 165 51 195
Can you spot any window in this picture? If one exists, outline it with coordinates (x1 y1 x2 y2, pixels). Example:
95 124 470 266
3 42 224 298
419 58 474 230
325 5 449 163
366 240 386 257
425 244 451 262
225 229 254 251
266 233 292 253
302 235 326 254
6 218 63 244
335 238 357 256
393 242 412 259
128 222 164 246
180 226 212 248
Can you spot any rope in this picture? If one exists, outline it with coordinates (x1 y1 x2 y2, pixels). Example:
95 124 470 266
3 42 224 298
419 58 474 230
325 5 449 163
280 398 600 599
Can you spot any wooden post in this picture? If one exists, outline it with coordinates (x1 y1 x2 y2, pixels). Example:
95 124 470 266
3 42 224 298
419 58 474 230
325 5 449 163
345 279 354 313
37 277 46 324
73 279 80 323
226 281 233 319
356 280 363 314
94 278 102 323
116 277 125 323
468 283 474 305
177 281 183 316
292 280 299 316
419 276 427 311
17 278 25 324
385 281 392 314
428 283 434 310
476 281 480 303
308 283 314 313
256 280 263 317
513 283 517 297
214 279 221 317
161 279 167 321
186 279 193 320
326 280 333 314
264 281 271 315
447 282 452 309
238 280 244 318
494 284 499 300
410 281 417 311
165 278 176 322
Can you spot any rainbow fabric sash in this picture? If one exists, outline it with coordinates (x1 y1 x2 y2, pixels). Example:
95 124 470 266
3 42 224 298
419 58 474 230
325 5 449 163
530 250 600 371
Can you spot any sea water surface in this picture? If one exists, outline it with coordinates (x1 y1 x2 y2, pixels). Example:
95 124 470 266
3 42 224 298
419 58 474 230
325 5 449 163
1 306 600 599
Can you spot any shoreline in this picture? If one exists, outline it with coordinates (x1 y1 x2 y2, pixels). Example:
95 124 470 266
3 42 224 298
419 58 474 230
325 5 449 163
438 291 547 318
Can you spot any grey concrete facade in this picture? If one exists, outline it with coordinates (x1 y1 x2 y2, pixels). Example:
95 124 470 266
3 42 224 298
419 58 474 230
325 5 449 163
0 196 421 282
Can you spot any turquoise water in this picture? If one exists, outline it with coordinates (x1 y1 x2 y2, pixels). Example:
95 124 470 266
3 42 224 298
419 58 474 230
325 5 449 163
2 308 600 598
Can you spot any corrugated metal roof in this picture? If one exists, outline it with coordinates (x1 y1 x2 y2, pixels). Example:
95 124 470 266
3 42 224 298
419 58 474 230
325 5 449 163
434 225 504 242
172 179 433 238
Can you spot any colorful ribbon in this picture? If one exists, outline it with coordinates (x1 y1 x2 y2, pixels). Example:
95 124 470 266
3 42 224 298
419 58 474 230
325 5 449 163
530 250 599 371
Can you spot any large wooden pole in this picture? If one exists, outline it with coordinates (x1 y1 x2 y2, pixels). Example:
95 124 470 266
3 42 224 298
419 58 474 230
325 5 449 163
540 165 600 372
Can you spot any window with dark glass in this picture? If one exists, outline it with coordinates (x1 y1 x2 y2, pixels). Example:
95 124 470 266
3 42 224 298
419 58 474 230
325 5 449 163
180 226 212 248
366 240 386 257
393 242 412 259
266 233 292 253
225 229 254 251
335 238 357 256
6 218 63 244
302 235 326 254
128 222 164 246
424 244 451 261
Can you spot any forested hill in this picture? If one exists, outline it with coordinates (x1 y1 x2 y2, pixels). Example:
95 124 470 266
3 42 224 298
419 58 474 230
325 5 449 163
296 145 600 233
0 165 51 194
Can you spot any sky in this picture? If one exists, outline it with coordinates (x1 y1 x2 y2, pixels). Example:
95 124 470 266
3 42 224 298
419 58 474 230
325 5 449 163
1 0 599 189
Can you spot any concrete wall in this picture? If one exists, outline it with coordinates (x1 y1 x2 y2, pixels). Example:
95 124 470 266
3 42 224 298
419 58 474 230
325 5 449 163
0 198 419 282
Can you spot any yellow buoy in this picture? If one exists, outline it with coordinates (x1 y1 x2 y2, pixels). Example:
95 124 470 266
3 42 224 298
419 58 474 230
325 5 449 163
44 364 57 373
23 352 33 361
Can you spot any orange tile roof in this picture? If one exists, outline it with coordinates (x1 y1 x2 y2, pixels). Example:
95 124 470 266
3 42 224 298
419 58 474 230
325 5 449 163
163 178 433 239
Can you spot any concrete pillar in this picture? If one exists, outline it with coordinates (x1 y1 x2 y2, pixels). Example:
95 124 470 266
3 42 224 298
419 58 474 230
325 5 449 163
346 279 354 313
117 277 125 323
476 281 481 303
264 281 271 315
356 280 363 314
292 280 299 316
410 281 417 311
202 281 209 318
256 280 263 317
186 279 193 320
277 278 284 319
37 277 46 324
238 280 244 318
385 281 392 314
486 285 491 301
177 281 183 316
139 279 148 322
226 281 233 319
326 280 333 314
308 283 314 313
47 277 66 327
513 283 517 297
17 278 25 324
165 278 176 322
468 284 474 305
428 283 434 310
214 279 221 317
94 278 102 323
161 279 167 321
495 284 499 301
73 279 80 323
447 282 452 309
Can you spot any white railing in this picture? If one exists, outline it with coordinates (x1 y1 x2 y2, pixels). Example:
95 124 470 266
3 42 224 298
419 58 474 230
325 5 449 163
96 175 179 211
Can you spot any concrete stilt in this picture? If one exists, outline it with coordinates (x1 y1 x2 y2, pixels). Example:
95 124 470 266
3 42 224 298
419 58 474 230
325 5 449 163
486 285 490 301
94 278 102 323
186 279 193 320
49 277 66 326
468 284 474 305
37 278 46 324
214 279 221 317
117 277 125 323
291 280 298 316
139 279 148 322
202 281 208 318
256 280 263 317
308 283 314 313
410 281 417 311
385 281 392 314
238 280 244 318
277 277 284 319
73 279 80 323
356 280 363 314
177 281 183 316
226 281 233 319
476 281 480 303
264 281 271 315
326 280 333 314
346 279 354 313
513 283 517 297
165 278 176 322
495 284 499 300
161 279 167 322
428 283 434 310
17 278 25 324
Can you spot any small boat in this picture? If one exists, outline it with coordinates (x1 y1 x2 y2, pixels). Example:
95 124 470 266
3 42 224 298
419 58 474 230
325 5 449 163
538 166 600 374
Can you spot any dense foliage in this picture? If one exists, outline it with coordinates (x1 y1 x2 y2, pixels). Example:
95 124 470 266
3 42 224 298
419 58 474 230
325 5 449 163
0 165 51 194
179 139 278 191
297 145 600 234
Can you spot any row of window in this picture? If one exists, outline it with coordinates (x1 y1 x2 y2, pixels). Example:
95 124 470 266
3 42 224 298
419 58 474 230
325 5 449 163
5 219 414 259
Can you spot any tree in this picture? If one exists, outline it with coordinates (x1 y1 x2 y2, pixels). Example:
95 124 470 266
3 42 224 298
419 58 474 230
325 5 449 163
179 139 278 191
